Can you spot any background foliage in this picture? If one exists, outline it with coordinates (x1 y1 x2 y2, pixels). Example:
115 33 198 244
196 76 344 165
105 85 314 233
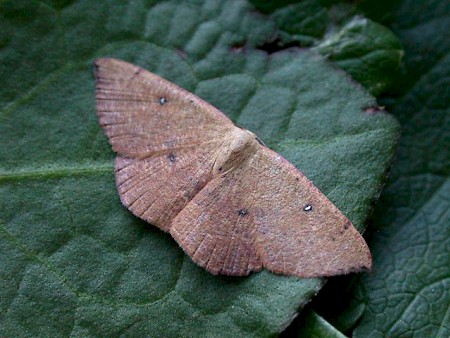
0 0 448 336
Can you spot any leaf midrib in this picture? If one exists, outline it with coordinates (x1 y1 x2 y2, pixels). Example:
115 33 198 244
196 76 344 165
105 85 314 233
0 163 113 181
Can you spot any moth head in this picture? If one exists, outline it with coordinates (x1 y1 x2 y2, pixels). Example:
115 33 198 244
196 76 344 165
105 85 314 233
213 128 259 174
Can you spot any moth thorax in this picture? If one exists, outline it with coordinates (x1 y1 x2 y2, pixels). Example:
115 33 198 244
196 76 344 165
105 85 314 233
213 128 258 174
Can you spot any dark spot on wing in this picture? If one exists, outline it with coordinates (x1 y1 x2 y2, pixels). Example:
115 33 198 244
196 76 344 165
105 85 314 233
238 209 248 217
167 153 176 163
303 204 312 212
159 97 168 105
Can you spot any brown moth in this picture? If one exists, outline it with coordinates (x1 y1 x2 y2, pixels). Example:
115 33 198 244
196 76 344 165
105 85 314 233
94 58 372 278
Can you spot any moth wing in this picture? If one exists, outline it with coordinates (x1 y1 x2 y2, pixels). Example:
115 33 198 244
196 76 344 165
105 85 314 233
169 164 264 276
94 58 234 158
94 58 235 231
94 58 371 277
114 143 221 232
170 147 372 278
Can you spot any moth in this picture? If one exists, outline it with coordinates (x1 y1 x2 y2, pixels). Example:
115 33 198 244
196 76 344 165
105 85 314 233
94 58 372 278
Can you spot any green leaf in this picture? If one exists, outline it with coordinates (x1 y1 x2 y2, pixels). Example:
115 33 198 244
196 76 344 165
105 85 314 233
261 0 329 45
249 0 404 96
329 0 450 336
0 0 399 336
354 57 450 338
282 311 348 338
314 17 404 96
